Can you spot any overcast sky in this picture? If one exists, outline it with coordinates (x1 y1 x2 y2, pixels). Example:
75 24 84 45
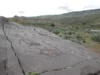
0 0 100 17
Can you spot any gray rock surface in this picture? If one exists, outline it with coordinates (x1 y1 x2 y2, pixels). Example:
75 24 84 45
0 17 100 75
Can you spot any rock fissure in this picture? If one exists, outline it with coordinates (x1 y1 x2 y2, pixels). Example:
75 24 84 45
4 48 8 75
38 59 89 74
2 23 26 75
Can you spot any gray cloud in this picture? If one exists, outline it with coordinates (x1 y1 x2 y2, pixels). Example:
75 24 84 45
58 5 73 12
84 5 100 10
18 11 25 14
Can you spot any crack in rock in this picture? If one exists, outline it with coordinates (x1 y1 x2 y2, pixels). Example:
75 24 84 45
2 20 26 75
39 58 99 74
4 48 8 75
81 66 100 75
37 59 89 74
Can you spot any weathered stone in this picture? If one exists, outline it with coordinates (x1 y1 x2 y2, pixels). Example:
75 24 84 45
0 16 9 24
0 19 100 75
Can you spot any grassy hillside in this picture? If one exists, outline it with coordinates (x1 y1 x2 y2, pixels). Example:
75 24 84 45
35 9 100 19
9 8 100 53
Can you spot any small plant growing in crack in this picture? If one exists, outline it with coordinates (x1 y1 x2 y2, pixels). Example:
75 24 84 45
29 72 40 75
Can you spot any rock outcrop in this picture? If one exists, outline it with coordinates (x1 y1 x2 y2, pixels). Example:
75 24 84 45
0 16 100 75
0 16 9 24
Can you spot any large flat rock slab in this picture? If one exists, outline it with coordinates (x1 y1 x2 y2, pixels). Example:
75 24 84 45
2 22 100 75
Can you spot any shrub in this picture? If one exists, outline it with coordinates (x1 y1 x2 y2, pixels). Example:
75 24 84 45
53 30 60 34
64 35 69 39
68 31 73 35
13 15 19 22
91 33 100 43
76 35 83 41
50 23 55 27
83 39 86 43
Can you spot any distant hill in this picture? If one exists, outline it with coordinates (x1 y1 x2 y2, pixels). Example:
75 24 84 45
35 8 100 19
10 8 100 26
26 8 100 25
62 9 100 17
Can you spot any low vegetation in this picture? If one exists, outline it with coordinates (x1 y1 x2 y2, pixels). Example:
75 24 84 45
9 8 100 53
91 33 100 43
29 72 40 75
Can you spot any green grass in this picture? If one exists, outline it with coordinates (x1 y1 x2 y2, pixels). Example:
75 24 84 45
29 72 40 75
